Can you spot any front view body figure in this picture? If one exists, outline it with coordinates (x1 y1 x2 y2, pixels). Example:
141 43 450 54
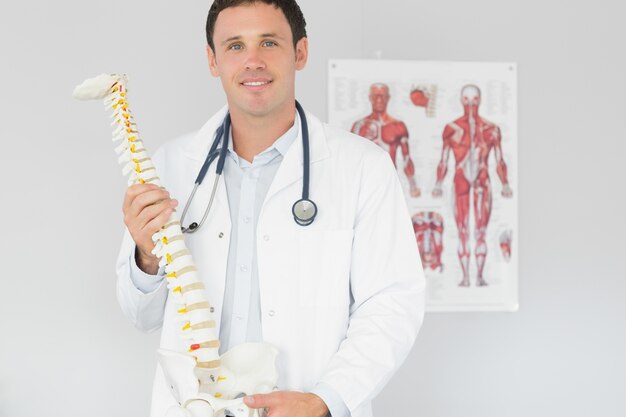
352 83 421 198
432 84 513 287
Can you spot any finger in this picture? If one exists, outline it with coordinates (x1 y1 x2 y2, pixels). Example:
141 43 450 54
127 189 171 221
123 183 160 213
135 199 178 231
128 199 177 255
142 205 175 237
123 185 164 219
244 393 280 409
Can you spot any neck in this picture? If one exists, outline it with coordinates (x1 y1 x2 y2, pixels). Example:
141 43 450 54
464 107 479 117
229 103 296 163
371 110 388 121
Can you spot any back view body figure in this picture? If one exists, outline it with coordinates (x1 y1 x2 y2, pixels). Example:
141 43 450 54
433 85 513 286
352 83 421 197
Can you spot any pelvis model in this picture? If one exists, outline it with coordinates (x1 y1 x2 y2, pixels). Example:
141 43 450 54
74 74 278 417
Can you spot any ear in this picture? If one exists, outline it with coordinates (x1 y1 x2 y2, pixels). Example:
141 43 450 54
206 45 220 77
294 37 309 71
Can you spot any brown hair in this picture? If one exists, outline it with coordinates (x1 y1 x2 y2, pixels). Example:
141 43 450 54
206 0 307 52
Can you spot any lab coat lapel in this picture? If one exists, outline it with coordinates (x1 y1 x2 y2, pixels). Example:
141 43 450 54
190 165 230 337
183 105 231 221
183 105 228 161
265 110 329 202
190 167 230 223
181 107 231 335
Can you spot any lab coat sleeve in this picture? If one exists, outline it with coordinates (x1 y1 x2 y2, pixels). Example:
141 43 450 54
311 382 350 417
116 227 168 333
317 150 426 413
129 248 166 294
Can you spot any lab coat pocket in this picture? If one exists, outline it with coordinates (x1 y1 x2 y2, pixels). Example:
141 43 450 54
298 229 354 307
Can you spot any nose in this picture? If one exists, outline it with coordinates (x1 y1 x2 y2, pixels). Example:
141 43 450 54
244 47 266 71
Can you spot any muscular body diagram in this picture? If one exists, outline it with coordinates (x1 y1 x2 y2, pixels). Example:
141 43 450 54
412 212 444 272
351 83 421 198
432 85 513 287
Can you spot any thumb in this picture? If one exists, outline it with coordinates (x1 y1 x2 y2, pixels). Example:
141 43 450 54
244 393 278 409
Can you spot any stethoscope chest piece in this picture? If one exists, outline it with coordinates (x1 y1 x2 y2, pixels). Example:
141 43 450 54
292 198 317 227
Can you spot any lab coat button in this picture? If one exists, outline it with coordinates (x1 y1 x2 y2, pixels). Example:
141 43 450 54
218 232 224 238
263 235 270 241
268 310 275 317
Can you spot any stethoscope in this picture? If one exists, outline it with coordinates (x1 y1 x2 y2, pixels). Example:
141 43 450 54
180 101 317 233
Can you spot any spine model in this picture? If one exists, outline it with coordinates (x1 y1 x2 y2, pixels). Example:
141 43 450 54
75 74 279 417
73 74 221 379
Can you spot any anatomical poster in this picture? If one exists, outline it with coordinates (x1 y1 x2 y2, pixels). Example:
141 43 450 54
328 59 518 311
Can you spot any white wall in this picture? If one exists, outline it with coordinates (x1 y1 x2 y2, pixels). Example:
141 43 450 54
0 1 624 416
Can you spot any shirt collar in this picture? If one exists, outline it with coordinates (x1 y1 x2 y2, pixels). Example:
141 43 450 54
226 110 300 166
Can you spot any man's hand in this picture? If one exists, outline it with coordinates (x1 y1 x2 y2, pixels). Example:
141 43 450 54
244 391 329 417
122 183 178 274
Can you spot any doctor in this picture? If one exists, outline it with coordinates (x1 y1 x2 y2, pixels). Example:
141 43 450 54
116 1 425 417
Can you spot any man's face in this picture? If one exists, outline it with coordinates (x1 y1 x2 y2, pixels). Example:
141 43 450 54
207 3 308 119
369 85 390 113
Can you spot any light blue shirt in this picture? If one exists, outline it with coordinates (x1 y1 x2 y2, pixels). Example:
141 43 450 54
129 111 349 417
218 115 298 352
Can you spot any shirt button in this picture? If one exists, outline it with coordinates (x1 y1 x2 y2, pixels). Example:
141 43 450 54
236 315 243 321
243 216 251 224
263 235 270 241
240 265 248 272
268 310 275 317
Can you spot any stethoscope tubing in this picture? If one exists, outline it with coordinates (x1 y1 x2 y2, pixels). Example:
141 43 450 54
180 101 315 233
297 101 310 201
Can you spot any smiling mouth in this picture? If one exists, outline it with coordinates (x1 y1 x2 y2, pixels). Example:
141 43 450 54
241 81 272 86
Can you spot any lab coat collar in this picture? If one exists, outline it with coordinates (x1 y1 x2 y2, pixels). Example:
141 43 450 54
225 110 300 167
264 108 329 202
183 105 229 161
182 104 329 166
182 104 329 209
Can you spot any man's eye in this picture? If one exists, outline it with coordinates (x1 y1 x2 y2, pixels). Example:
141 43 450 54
262 41 277 47
229 44 243 51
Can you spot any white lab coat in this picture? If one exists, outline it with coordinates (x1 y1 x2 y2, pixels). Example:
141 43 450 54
116 106 426 417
